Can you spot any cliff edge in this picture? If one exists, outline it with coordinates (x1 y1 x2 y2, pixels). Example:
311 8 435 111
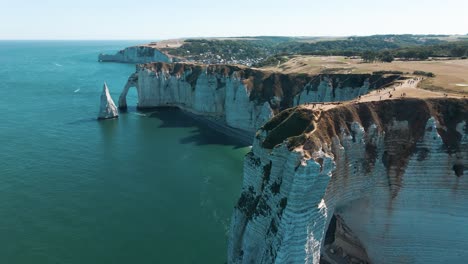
119 62 400 132
228 98 468 264
98 45 172 63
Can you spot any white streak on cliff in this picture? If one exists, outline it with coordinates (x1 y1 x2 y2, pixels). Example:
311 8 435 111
228 101 468 264
120 67 275 133
118 65 383 132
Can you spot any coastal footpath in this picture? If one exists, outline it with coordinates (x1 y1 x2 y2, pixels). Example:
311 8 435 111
118 62 400 132
228 98 468 264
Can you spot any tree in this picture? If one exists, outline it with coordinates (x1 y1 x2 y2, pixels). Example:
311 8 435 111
378 51 394 62
416 50 430 60
362 51 377 63
450 46 467 57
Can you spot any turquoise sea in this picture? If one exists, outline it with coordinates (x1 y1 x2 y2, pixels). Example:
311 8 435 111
0 41 249 263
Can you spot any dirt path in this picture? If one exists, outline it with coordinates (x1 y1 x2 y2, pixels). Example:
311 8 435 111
302 77 466 113
360 77 463 102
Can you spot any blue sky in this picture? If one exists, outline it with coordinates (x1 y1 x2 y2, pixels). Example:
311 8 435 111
1 0 467 39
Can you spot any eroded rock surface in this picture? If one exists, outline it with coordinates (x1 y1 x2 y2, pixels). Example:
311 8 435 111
228 98 468 264
97 83 119 120
119 62 399 132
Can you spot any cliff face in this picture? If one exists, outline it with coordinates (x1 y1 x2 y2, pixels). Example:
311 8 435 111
98 46 172 63
120 62 399 132
228 98 468 264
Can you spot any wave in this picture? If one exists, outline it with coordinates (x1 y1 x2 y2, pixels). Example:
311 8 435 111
74 88 80 93
54 63 63 67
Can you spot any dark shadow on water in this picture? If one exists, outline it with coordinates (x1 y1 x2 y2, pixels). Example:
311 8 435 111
119 105 138 113
139 107 252 149
68 115 119 150
98 117 118 142
66 117 97 125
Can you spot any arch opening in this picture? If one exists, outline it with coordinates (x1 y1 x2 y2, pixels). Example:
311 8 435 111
125 87 139 111
118 73 139 111
320 214 371 264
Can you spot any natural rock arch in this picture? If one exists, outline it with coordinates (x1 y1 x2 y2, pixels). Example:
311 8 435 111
119 73 139 110
321 213 371 263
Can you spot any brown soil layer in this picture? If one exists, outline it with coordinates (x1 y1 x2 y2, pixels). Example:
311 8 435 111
261 98 468 152
138 62 400 112
260 98 468 197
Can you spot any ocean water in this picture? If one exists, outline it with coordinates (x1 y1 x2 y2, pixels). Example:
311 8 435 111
0 41 249 264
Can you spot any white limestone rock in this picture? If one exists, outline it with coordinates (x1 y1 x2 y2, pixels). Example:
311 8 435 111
228 99 468 264
119 63 393 133
97 83 119 120
98 46 172 63
294 78 370 105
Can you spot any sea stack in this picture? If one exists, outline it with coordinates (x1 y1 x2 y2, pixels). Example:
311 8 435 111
97 82 119 120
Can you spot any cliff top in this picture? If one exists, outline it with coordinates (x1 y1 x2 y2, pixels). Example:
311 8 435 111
138 62 401 111
261 97 468 154
261 55 468 95
259 96 467 200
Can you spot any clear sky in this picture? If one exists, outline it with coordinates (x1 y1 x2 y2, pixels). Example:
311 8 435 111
1 0 467 40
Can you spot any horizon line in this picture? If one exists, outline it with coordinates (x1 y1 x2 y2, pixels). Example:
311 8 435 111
1 33 467 41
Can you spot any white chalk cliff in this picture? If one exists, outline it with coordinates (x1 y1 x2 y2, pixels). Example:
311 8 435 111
228 99 468 264
98 83 119 120
98 46 172 63
119 62 399 132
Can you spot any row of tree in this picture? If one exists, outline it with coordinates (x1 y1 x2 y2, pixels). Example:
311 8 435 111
361 41 468 62
163 35 468 65
362 51 395 62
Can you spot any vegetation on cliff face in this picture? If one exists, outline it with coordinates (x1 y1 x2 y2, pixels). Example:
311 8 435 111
260 98 468 153
262 108 315 149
